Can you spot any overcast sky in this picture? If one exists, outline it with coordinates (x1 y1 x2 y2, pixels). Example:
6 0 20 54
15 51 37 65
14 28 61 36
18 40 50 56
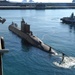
9 0 72 3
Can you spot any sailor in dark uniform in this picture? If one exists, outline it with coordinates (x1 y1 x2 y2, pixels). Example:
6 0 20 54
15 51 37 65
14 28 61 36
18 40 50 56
49 47 51 52
49 47 55 55
59 53 65 64
71 12 74 19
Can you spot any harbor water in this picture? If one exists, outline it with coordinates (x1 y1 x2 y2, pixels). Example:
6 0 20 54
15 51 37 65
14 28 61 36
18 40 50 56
0 9 75 75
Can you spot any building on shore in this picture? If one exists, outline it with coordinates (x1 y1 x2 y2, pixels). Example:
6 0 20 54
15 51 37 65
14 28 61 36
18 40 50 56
22 0 27 3
29 0 34 3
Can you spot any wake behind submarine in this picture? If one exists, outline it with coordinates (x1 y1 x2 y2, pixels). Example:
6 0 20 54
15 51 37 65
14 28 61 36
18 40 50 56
8 18 57 55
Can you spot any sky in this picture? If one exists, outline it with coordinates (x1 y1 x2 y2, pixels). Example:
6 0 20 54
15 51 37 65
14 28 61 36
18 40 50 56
9 0 72 3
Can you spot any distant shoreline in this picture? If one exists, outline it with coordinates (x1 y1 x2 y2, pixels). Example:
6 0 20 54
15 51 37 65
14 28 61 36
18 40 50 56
0 6 75 9
0 1 75 9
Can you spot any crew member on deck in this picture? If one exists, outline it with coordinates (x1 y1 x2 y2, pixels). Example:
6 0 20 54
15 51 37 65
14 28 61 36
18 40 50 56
49 47 55 55
49 47 51 52
59 53 65 64
71 12 74 19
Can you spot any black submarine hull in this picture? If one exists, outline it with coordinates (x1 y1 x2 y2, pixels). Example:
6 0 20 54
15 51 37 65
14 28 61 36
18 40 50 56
61 17 75 24
9 25 57 54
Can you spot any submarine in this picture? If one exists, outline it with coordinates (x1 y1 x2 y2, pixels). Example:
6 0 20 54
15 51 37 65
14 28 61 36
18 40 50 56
8 19 57 55
60 13 75 24
0 17 6 24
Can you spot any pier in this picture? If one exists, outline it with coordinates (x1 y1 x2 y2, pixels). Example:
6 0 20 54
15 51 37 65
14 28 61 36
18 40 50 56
0 37 9 75
0 37 5 75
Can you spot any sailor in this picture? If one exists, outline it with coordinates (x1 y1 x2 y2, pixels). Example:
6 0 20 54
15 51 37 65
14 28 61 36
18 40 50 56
71 12 74 19
49 47 55 55
12 22 14 25
15 23 18 27
22 18 25 23
22 18 24 21
49 47 51 52
59 53 65 64
39 41 42 45
30 31 33 35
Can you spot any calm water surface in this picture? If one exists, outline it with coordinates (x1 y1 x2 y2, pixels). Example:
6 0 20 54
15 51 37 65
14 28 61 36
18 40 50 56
0 9 75 75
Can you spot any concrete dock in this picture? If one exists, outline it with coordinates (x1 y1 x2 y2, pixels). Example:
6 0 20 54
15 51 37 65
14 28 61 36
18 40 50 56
0 37 4 75
0 37 9 75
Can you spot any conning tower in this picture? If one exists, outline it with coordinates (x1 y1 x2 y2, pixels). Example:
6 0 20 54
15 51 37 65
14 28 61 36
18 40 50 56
21 18 30 33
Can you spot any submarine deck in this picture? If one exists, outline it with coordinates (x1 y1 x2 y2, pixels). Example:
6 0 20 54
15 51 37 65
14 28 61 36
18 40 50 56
9 25 57 55
30 35 50 51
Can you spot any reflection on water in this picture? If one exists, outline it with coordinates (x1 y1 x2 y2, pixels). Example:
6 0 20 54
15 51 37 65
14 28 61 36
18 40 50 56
21 39 32 52
69 24 75 33
61 21 75 33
